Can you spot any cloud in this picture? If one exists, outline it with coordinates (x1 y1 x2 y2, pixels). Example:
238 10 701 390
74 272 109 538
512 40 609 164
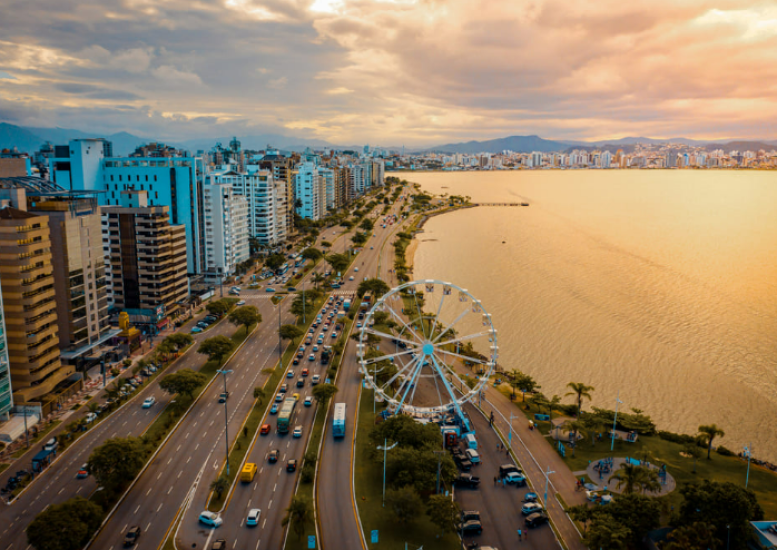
0 71 15 80
0 0 775 145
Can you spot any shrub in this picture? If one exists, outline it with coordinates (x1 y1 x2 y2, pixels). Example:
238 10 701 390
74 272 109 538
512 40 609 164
658 431 697 445
716 445 735 457
301 463 315 483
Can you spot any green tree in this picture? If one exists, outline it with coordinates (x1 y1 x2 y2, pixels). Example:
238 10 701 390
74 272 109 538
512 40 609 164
311 272 326 289
426 495 460 535
661 522 720 550
228 305 261 335
197 335 234 364
159 369 207 399
86 437 145 491
698 424 726 460
301 247 323 264
325 253 349 274
608 493 660 546
385 486 423 525
321 240 332 249
210 474 229 499
584 515 631 550
86 402 99 415
675 480 763 550
248 236 261 256
565 418 586 456
253 386 265 405
26 496 103 550
357 278 390 299
608 462 643 494
165 333 193 350
682 441 703 473
312 383 338 407
291 291 319 319
282 497 313 540
279 324 304 343
351 232 368 247
359 218 375 231
565 382 595 417
206 299 230 317
264 253 286 272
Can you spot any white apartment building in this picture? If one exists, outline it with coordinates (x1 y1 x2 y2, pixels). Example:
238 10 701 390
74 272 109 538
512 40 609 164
213 168 288 247
295 162 325 220
203 181 250 279
319 167 336 212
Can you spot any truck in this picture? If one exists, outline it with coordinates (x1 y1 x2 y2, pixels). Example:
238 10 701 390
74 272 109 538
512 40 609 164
241 462 257 482
343 299 351 311
453 473 481 488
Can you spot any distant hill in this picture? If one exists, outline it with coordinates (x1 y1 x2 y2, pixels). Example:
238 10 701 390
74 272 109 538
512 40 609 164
178 134 339 153
0 123 156 156
0 123 45 154
425 135 574 154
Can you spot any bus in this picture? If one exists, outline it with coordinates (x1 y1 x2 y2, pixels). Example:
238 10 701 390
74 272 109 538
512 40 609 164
332 403 346 438
277 398 297 433
360 292 373 310
276 263 290 276
295 259 306 268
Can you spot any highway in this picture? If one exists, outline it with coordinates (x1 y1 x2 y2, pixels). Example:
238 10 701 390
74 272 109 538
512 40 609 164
0 308 240 550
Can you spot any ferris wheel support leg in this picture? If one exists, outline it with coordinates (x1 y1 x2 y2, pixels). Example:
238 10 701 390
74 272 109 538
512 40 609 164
396 354 425 415
431 355 472 434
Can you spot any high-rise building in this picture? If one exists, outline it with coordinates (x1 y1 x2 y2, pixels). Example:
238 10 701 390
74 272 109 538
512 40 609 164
295 162 325 220
203 181 250 279
26 193 115 368
257 150 295 233
319 167 335 212
214 168 288 247
102 191 188 332
0 208 74 405
0 282 12 421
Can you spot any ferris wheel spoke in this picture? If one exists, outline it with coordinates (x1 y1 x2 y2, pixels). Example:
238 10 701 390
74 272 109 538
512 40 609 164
361 327 419 349
428 289 447 341
431 369 445 410
361 348 416 365
431 307 470 344
432 353 472 391
382 353 423 394
434 348 490 366
396 355 425 413
431 355 466 413
385 306 425 344
409 289 428 340
435 331 493 347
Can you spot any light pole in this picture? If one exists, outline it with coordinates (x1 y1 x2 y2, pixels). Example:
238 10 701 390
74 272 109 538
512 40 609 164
302 279 306 324
745 443 752 488
433 450 446 494
543 465 555 506
377 439 398 507
216 369 233 475
610 390 623 452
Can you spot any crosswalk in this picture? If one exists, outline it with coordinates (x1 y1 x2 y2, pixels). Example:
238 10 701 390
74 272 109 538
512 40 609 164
331 290 356 296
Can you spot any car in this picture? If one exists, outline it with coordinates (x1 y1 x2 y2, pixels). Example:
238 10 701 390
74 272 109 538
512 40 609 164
287 287 296 292
265 287 275 292
275 393 284 403
460 520 483 535
321 324 328 332
280 383 288 392
453 473 480 488
304 396 313 407
218 392 229 403
287 459 298 472
460 510 481 523
293 357 300 365
85 412 98 423
76 464 89 479
354 267 359 272
293 425 303 438
523 492 539 503
270 403 279 414
312 375 320 385
499 464 521 478
198 511 223 527
292 393 300 401
229 289 240 296
191 326 203 334
370 246 374 250
349 276 355 281
197 322 210 328
260 424 271 435
312 344 319 352
308 354 315 361
268 449 280 463
525 511 549 528
124 526 141 547
356 322 362 328
301 368 309 377
236 300 246 306
296 378 304 388
331 332 338 339
287 370 295 378
521 502 544 515
505 471 527 485
142 397 156 408
246 508 261 527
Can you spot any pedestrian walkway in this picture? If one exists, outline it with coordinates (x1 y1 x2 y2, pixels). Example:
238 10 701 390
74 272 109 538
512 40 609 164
584 456 676 496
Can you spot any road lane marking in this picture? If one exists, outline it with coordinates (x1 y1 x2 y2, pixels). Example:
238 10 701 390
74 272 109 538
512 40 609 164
157 503 163 512
158 472 163 480
168 486 173 494
134 505 140 514
273 483 276 492
268 499 272 510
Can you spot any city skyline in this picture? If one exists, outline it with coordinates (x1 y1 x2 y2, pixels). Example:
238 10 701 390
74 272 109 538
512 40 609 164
1 1 776 146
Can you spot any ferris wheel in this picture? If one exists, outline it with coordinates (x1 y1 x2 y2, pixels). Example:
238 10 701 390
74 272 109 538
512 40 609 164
357 280 498 423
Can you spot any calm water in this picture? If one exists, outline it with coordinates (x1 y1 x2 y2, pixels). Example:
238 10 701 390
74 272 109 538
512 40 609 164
410 170 777 461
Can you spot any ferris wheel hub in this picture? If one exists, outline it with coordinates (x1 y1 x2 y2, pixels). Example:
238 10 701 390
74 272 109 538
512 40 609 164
422 342 434 355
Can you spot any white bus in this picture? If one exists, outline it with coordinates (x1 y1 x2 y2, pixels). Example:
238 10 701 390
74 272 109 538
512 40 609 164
332 403 346 438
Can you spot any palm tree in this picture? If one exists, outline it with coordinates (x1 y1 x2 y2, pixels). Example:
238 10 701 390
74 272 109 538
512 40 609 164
565 419 586 456
87 402 99 415
282 496 313 540
698 424 725 460
637 467 661 495
608 462 642 494
253 387 265 406
311 272 326 290
682 440 703 473
508 369 521 399
565 382 594 417
210 475 229 499
547 394 561 421
584 415 605 447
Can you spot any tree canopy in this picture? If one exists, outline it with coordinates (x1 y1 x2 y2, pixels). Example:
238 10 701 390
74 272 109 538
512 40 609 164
311 383 338 406
385 486 423 525
301 247 323 263
27 497 103 550
279 324 304 342
197 335 234 364
264 253 287 271
357 278 390 299
325 253 349 274
282 497 313 540
228 305 261 335
86 437 146 492
159 368 207 399
426 495 460 535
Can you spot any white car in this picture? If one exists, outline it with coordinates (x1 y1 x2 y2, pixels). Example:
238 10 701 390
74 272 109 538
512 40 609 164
293 425 303 438
354 267 359 272
199 511 223 527
85 412 97 423
349 276 355 281
142 397 156 408
246 508 261 527
237 300 246 306
311 375 321 385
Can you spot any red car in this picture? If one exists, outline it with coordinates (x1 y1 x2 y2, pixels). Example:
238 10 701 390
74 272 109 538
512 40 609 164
260 424 270 435
301 368 309 377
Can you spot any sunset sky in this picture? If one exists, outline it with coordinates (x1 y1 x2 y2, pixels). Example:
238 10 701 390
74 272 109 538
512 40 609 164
1 0 775 146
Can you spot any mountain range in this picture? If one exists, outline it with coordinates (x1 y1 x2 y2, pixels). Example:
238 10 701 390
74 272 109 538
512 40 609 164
1 122 775 157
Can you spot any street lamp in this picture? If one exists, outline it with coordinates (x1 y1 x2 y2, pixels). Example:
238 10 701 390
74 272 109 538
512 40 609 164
216 369 233 475
543 465 555 506
376 439 398 507
611 390 623 452
744 443 752 488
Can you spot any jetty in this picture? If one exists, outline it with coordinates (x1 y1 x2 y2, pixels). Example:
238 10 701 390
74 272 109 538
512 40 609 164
472 202 529 206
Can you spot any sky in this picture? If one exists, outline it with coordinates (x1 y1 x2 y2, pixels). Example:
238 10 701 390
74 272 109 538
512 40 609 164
1 0 776 147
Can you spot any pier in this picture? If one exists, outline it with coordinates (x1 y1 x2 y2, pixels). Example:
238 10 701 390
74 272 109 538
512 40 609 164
472 202 529 206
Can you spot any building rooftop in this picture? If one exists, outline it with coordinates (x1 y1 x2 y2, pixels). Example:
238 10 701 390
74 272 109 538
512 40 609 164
0 176 103 197
0 206 38 220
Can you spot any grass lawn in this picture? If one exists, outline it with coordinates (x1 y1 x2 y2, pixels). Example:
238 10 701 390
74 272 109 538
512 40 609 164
492 388 777 519
354 387 460 550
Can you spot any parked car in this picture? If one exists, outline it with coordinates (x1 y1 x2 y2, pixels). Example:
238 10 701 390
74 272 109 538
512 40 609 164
521 502 543 516
198 511 223 527
523 492 539 502
236 300 246 306
505 471 527 485
246 508 261 527
460 510 481 523
525 512 549 528
499 464 521 478
453 473 480 488
460 520 483 535
85 412 98 423
191 327 203 334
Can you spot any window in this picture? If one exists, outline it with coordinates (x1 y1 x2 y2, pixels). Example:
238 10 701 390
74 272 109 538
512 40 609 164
145 175 148 182
110 175 114 181
155 192 158 199
119 175 122 182
154 175 157 182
